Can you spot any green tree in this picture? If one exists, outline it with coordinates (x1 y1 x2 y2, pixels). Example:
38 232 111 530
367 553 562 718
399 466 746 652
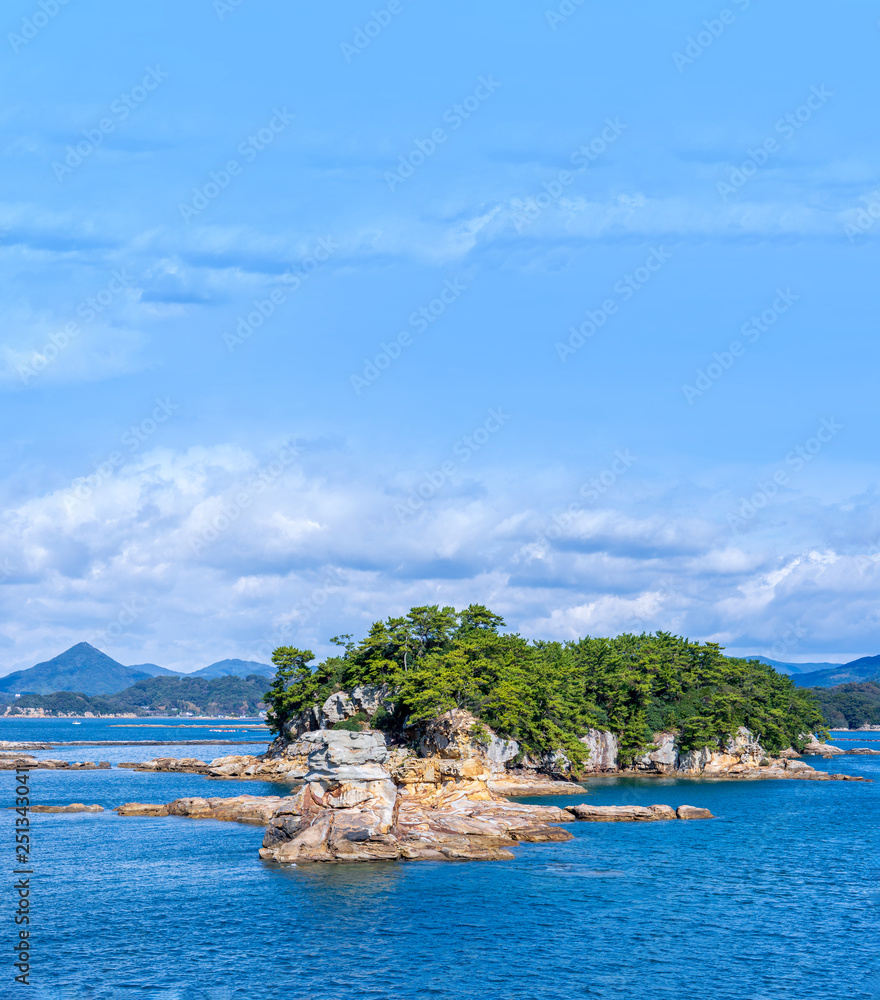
264 647 315 735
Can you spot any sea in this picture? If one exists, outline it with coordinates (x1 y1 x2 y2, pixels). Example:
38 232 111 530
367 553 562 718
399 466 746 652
2 719 877 1000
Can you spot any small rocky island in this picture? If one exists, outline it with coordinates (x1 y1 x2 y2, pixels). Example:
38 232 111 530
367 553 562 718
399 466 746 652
118 726 715 864
24 608 876 865
112 708 865 865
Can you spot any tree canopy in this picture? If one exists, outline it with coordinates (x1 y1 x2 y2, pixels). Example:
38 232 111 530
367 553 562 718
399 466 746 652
807 681 880 729
265 604 827 762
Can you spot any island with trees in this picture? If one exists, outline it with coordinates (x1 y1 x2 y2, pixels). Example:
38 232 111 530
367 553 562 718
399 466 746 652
264 603 828 773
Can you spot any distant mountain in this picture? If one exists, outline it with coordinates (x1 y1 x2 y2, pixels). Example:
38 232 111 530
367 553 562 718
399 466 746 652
739 656 841 676
8 674 269 718
189 658 274 679
0 645 274 697
793 655 880 689
0 643 156 696
127 662 182 677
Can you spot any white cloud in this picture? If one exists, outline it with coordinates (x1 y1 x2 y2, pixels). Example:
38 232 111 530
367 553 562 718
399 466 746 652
0 440 878 673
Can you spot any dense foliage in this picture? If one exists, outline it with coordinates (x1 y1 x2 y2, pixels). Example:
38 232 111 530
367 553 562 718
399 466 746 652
265 604 827 762
7 675 268 717
807 681 880 729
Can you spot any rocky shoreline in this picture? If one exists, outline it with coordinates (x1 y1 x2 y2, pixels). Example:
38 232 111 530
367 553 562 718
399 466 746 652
21 716 873 865
107 708 877 786
111 730 720 864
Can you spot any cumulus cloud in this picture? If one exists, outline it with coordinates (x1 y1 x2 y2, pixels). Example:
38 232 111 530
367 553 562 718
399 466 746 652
0 439 877 673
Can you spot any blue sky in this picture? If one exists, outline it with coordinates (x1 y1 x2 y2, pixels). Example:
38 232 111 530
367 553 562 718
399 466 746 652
1 0 879 672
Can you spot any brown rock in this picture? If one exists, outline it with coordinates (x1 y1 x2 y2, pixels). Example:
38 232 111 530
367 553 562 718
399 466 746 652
438 844 516 861
648 804 677 820
566 804 656 821
676 805 714 820
30 803 103 813
486 775 581 796
508 825 573 843
167 795 296 824
116 803 170 816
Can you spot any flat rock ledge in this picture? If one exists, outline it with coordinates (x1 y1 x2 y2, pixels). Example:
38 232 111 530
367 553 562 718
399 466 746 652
798 740 880 757
0 752 111 770
487 775 581 796
565 804 713 821
29 803 104 813
117 795 295 823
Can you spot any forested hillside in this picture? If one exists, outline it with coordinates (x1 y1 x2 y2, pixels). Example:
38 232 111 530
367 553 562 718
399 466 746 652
808 681 880 729
7 674 268 717
265 604 826 764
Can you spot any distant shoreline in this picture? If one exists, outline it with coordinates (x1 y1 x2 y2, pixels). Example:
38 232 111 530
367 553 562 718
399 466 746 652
1 715 269 723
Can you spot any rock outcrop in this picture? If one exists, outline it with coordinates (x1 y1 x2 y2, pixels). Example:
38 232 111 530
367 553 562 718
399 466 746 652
676 805 713 819
112 732 732 864
115 710 872 789
579 730 620 772
632 727 830 778
799 737 880 756
258 729 574 864
275 685 395 741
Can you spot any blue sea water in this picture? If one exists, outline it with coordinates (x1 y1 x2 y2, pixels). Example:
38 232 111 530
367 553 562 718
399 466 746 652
2 722 878 1000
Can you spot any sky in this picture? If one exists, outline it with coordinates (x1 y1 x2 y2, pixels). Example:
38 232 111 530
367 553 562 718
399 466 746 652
1 0 879 673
